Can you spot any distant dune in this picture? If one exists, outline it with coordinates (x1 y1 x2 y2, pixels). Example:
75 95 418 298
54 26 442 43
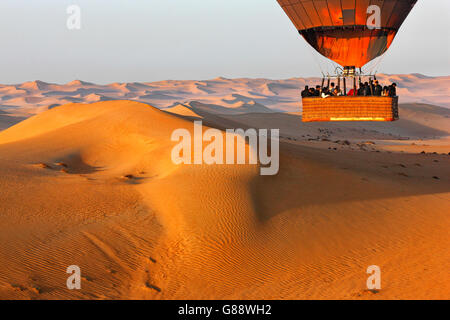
0 99 448 300
163 104 203 119
164 100 274 117
1 74 448 119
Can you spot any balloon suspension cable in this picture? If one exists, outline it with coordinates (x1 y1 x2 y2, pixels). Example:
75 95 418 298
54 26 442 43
361 52 386 78
372 52 388 76
364 59 377 76
305 44 326 77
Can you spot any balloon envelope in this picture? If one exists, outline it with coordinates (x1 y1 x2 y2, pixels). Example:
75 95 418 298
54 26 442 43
277 0 417 68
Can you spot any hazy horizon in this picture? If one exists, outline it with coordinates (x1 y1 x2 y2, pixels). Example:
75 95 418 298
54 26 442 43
0 0 449 84
3 72 449 87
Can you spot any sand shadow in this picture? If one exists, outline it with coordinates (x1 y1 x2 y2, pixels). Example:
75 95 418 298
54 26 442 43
49 152 104 174
249 142 450 223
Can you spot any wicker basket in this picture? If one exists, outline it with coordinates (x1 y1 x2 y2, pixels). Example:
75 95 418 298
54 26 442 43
302 96 399 122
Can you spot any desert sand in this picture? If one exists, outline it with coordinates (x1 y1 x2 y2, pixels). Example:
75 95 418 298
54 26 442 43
1 74 449 120
0 77 449 300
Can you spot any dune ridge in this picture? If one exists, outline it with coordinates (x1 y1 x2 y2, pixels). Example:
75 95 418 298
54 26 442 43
1 74 448 122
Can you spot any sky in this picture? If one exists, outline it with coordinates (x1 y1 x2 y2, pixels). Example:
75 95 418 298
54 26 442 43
0 0 448 84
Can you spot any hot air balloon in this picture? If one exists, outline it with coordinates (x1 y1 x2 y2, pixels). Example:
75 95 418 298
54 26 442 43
277 0 418 122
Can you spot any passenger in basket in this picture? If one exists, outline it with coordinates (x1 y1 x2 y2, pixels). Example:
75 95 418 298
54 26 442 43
333 86 343 96
357 82 365 96
363 82 371 96
314 85 322 96
388 83 397 97
373 80 383 96
347 88 356 96
330 82 336 95
301 85 310 98
321 87 331 98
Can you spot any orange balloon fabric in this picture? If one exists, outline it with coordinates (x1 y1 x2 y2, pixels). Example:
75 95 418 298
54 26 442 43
277 0 417 67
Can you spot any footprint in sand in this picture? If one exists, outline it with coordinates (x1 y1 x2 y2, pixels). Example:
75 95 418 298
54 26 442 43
145 282 161 293
29 285 43 295
356 289 380 297
365 289 380 294
82 275 94 282
11 284 26 292
36 163 52 169
35 162 70 173
55 162 68 168
121 174 149 184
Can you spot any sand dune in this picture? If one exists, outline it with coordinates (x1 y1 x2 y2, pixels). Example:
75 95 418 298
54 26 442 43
0 74 448 120
0 110 25 131
0 99 448 300
164 100 274 117
163 104 203 119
